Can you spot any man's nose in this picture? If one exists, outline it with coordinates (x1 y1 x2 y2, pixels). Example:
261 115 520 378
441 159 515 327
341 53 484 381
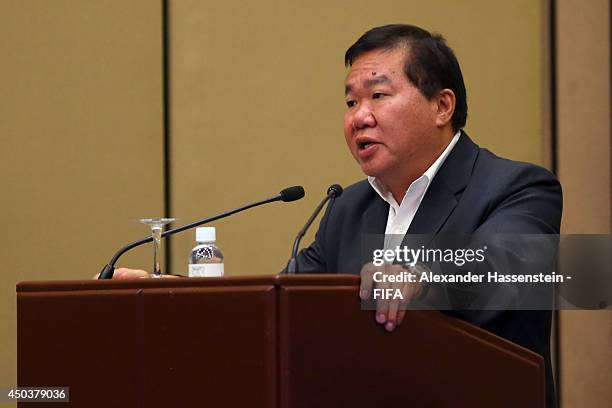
352 104 376 130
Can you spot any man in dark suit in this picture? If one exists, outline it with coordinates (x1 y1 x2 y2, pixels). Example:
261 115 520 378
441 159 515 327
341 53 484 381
112 23 561 407
294 24 561 407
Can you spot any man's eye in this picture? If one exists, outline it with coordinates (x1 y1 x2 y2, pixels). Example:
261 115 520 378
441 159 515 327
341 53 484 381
346 100 356 108
372 92 385 99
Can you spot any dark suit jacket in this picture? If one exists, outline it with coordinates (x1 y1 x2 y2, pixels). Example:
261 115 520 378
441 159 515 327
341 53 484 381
295 132 562 407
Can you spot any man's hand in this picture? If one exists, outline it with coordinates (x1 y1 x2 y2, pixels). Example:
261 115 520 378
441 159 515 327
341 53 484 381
93 268 168 279
359 262 422 332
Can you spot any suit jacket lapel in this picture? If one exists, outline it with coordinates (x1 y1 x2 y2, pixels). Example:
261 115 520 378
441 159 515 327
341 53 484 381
362 192 388 234
405 132 479 237
360 191 389 261
407 179 458 235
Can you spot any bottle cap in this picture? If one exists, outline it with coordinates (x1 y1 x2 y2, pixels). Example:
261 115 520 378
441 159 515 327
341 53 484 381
196 227 216 243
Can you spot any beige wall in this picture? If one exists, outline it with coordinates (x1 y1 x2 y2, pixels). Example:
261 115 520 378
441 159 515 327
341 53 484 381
0 0 164 392
556 0 612 407
168 0 548 276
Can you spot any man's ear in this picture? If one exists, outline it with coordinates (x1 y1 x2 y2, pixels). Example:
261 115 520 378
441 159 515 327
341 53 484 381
435 89 456 128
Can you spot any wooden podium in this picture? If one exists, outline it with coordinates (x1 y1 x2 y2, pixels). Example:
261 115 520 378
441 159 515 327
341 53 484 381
17 275 545 407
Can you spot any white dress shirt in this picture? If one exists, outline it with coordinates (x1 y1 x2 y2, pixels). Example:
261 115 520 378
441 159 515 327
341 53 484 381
368 132 461 249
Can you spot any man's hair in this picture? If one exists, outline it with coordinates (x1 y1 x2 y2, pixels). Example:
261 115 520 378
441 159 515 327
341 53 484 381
345 24 468 131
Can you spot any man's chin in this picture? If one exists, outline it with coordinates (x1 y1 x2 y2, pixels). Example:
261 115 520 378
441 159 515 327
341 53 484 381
359 164 385 179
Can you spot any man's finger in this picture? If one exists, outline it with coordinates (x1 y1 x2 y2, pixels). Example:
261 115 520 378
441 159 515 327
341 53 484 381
386 264 411 330
394 281 414 327
376 263 399 326
375 277 390 324
386 289 401 331
114 268 150 279
359 263 377 300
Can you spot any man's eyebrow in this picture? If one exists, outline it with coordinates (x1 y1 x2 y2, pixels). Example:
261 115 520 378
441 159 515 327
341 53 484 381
344 75 391 95
365 75 391 87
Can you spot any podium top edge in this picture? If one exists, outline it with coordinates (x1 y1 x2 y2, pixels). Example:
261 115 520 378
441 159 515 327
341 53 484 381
277 274 359 286
16 274 359 293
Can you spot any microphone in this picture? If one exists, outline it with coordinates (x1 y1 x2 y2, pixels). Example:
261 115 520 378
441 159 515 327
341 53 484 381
279 186 305 202
285 184 343 274
98 186 305 279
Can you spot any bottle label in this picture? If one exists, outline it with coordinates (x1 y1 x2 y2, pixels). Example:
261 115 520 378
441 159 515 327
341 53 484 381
189 263 224 277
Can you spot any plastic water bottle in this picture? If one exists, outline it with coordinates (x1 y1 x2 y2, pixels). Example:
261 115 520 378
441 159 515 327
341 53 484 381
188 227 224 277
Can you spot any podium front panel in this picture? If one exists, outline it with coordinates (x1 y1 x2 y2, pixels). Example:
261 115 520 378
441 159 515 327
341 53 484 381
278 275 545 408
18 275 546 407
18 278 277 408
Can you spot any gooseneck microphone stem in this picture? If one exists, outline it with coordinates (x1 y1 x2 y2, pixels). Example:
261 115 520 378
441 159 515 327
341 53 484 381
111 196 277 265
290 197 330 262
286 184 343 274
99 186 304 279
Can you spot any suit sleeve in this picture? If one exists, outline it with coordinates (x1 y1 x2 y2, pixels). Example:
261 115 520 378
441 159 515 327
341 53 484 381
441 164 563 325
474 164 562 235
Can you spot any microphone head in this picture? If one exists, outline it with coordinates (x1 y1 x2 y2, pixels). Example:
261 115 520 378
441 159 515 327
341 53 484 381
327 184 343 198
280 186 305 202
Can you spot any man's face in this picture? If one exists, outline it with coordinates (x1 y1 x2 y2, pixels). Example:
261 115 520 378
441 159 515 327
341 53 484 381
343 47 440 183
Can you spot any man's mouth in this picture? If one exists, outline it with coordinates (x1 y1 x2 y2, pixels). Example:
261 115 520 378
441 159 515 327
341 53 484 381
358 141 378 150
356 140 380 160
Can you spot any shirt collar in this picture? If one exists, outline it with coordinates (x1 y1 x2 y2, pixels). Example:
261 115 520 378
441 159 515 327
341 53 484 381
368 131 461 204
